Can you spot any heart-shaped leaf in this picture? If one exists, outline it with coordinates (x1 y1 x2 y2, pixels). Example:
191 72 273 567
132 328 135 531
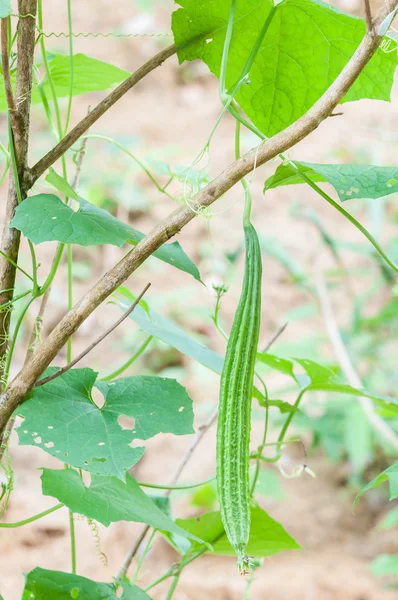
15 368 194 479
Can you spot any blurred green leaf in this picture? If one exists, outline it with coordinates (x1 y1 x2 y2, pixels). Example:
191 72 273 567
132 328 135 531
175 504 300 556
117 288 224 373
252 467 284 501
377 506 398 530
0 0 11 18
355 463 398 504
371 554 398 577
190 481 218 510
344 404 372 473
0 53 130 112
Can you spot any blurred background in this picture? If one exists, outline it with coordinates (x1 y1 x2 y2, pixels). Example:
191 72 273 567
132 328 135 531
1 0 398 597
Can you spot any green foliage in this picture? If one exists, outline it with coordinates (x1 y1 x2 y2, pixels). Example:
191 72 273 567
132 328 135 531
172 0 396 136
356 463 398 503
371 554 398 577
41 469 202 541
0 53 130 112
15 368 193 479
0 0 11 18
22 567 150 600
175 504 300 557
117 287 224 373
264 161 398 202
377 506 398 530
252 467 284 501
11 194 201 280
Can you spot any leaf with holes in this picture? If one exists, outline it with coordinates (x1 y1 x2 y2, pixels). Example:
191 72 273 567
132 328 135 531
264 161 398 202
172 0 396 137
174 504 300 556
10 194 201 281
0 53 130 112
41 469 203 544
22 567 151 600
15 368 194 480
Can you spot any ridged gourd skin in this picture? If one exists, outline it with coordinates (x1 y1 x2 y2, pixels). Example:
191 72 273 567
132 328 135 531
216 223 262 570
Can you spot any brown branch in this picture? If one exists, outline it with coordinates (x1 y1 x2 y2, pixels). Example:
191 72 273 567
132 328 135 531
34 283 151 388
364 0 374 31
28 44 176 186
0 0 396 433
1 19 19 132
0 2 37 386
314 264 398 450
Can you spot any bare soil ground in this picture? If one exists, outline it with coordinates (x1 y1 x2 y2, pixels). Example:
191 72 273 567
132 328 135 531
1 0 398 598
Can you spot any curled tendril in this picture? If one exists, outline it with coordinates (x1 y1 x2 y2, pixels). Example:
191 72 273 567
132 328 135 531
87 518 108 567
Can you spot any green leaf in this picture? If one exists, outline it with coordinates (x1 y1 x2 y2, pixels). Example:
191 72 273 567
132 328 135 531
252 467 284 501
117 290 265 404
175 504 300 556
117 288 224 373
11 194 201 281
371 554 398 577
22 567 151 599
0 53 130 112
293 358 398 410
355 463 398 504
172 0 396 137
15 368 193 479
293 358 337 385
257 353 298 382
0 0 11 18
264 161 398 202
41 469 202 543
378 6 398 36
377 506 398 530
344 403 372 473
45 168 80 201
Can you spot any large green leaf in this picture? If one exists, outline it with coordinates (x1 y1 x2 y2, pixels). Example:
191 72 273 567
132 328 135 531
355 463 398 504
22 568 150 600
117 287 224 373
0 53 130 112
175 504 300 556
172 0 396 137
10 194 201 281
264 161 398 201
15 368 194 479
41 469 202 543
